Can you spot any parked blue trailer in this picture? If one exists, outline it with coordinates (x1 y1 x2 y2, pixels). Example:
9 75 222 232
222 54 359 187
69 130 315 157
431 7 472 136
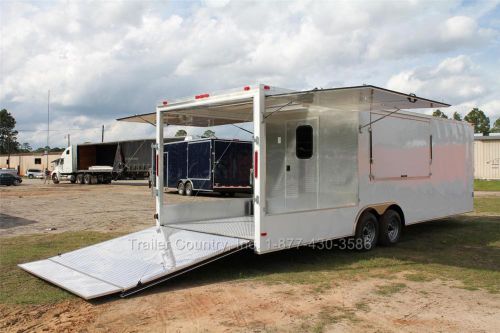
164 139 253 196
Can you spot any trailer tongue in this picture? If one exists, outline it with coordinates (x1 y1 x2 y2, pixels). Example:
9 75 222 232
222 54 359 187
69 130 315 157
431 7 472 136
19 225 251 299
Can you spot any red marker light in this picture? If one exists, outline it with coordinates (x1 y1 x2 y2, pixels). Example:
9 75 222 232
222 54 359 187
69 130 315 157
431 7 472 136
195 93 210 99
155 154 159 176
254 151 258 178
260 232 267 237
162 101 168 106
243 86 250 91
263 85 270 90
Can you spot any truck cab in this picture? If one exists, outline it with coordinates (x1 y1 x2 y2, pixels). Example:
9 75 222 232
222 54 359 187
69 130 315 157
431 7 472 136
52 146 76 183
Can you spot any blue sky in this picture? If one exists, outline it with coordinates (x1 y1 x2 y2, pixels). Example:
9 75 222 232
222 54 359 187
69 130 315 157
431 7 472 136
1 0 499 148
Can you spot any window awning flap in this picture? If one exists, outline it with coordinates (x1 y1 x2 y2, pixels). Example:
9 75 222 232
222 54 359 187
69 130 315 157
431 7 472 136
117 85 449 127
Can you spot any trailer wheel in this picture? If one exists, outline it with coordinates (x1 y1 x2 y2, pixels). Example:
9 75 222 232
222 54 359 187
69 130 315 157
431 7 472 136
355 212 379 251
84 174 92 185
378 210 402 246
185 182 193 196
77 174 84 184
177 182 185 195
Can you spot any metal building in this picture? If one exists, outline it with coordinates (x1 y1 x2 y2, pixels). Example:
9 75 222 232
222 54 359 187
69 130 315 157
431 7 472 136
474 136 500 179
0 152 61 175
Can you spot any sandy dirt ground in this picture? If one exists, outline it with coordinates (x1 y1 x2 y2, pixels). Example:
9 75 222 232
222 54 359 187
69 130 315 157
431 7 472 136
1 180 499 332
0 179 232 238
474 190 500 197
1 276 498 332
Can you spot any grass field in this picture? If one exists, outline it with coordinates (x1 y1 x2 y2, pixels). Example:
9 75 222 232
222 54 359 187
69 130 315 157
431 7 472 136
1 198 499 305
474 179 500 191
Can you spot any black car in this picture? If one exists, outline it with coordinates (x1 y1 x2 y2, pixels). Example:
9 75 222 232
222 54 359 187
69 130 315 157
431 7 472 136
0 173 22 186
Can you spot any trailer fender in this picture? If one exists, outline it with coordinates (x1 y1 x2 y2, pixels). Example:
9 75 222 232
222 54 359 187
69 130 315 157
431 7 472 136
353 202 404 235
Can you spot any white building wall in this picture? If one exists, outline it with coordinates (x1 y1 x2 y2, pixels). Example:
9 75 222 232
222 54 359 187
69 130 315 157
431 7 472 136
0 153 60 175
474 139 500 179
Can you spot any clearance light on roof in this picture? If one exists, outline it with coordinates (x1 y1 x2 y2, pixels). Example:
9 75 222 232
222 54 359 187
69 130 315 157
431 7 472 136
195 93 210 99
263 85 270 90
243 86 251 91
254 151 258 178
162 101 168 106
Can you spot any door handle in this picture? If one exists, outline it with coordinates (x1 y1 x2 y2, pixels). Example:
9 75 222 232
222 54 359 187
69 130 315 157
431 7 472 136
286 165 290 171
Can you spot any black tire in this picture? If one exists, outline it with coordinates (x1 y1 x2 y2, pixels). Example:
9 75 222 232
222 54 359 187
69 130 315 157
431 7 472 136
52 174 60 184
84 174 92 185
70 175 76 184
77 174 84 184
185 182 193 196
28 174 34 179
379 210 402 246
13 179 20 186
355 212 379 251
177 182 185 195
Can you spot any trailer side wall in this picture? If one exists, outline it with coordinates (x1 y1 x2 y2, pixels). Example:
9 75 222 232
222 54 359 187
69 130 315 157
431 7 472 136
258 110 473 253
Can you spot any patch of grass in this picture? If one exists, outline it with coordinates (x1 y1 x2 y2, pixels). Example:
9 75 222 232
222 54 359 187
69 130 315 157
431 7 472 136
354 301 370 312
404 272 433 282
299 306 358 333
0 231 121 305
311 282 332 294
374 283 407 296
474 179 500 191
474 197 500 214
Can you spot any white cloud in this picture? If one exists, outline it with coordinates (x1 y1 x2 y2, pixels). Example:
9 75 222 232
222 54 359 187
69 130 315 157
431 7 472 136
0 0 499 147
387 55 500 120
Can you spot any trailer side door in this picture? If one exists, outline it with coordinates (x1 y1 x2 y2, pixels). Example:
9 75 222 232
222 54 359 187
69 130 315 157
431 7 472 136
285 118 319 211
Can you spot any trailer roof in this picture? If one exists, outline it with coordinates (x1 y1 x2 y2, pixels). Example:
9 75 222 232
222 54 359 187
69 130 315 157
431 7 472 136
117 85 450 127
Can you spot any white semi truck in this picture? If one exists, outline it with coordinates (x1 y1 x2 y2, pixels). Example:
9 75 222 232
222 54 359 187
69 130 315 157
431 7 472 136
50 139 168 184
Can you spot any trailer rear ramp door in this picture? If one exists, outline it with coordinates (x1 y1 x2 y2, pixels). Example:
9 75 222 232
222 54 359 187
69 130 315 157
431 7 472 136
19 226 251 300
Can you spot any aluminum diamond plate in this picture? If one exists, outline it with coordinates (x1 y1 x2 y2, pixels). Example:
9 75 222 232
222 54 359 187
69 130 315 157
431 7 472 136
19 226 251 299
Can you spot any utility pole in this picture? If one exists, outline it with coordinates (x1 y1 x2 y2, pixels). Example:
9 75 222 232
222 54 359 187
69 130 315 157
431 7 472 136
101 125 104 143
46 90 50 170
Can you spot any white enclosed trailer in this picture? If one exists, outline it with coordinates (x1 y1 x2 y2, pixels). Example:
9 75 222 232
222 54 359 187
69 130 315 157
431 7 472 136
20 84 473 299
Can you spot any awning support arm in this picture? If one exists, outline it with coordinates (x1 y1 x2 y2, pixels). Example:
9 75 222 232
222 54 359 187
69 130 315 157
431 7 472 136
263 100 294 120
137 115 156 127
359 108 401 132
230 124 253 135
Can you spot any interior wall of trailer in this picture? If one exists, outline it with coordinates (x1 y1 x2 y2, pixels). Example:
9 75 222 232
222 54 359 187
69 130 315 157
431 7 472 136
265 106 359 214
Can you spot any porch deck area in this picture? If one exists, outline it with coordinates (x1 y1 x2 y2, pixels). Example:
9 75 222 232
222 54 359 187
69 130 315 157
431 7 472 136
168 216 255 240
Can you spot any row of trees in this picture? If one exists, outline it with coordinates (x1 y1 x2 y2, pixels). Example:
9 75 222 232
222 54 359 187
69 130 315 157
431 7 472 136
175 129 216 138
3 105 497 156
432 108 500 135
0 109 64 155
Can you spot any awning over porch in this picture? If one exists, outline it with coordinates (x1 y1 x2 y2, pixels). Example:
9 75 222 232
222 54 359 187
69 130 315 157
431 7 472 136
117 85 450 127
